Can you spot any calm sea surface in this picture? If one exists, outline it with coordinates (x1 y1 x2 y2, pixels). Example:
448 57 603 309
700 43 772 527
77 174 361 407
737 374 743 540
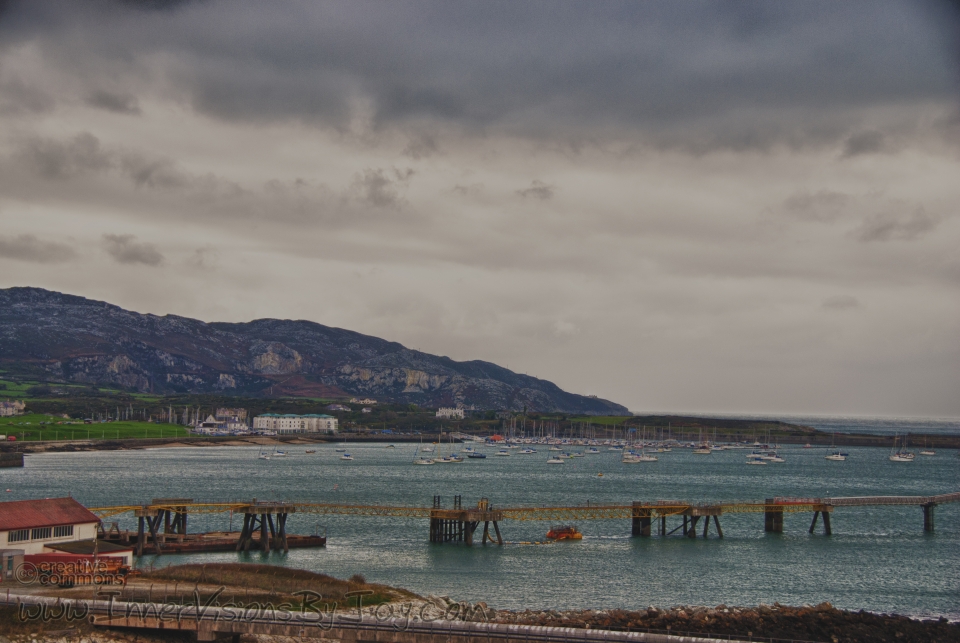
4 433 958 619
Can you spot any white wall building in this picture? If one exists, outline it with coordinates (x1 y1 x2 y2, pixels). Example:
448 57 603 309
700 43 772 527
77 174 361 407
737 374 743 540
436 407 465 419
0 497 100 556
253 414 338 434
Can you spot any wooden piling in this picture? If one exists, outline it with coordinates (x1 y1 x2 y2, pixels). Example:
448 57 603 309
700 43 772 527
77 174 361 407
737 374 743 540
712 515 723 538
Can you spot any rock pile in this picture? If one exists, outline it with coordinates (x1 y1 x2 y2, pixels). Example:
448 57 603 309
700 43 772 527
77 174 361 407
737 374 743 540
492 602 959 643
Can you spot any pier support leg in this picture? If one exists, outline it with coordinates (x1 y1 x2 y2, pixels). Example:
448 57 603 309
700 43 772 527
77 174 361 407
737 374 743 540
922 503 935 532
236 514 251 551
713 515 723 538
482 521 490 545
702 515 710 538
764 499 784 533
260 514 269 553
632 509 652 537
822 511 831 536
682 515 688 536
492 521 504 545
278 513 289 552
687 516 699 538
136 517 145 557
661 515 666 536
809 511 820 534
147 515 162 554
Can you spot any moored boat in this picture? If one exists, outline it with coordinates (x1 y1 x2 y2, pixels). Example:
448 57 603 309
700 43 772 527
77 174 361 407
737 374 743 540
545 525 582 540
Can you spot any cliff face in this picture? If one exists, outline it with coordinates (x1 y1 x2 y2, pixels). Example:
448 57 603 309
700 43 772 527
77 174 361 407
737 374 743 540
0 287 627 414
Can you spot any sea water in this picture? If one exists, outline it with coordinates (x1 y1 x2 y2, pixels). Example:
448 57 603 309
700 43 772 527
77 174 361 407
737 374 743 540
3 433 958 618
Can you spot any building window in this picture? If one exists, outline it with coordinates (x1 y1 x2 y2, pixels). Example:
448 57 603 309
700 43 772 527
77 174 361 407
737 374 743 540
53 525 74 538
7 529 29 543
31 527 52 540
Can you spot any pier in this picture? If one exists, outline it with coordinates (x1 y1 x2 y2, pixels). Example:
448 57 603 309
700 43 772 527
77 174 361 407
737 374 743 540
91 491 959 550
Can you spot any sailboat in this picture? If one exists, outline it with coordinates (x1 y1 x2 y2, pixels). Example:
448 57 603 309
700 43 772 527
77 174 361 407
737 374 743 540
632 428 657 461
692 429 711 454
825 432 846 461
889 434 915 462
919 437 935 456
414 436 435 464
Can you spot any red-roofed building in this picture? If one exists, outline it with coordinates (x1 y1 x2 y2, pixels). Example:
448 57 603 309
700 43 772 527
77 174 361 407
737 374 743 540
0 497 100 555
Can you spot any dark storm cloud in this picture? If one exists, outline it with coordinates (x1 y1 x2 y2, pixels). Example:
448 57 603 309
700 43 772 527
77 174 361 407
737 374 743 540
102 233 164 265
1 1 957 149
0 234 76 263
86 89 141 115
842 131 887 157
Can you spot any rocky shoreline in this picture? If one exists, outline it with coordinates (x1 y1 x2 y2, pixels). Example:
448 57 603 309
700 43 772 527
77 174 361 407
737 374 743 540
492 602 960 643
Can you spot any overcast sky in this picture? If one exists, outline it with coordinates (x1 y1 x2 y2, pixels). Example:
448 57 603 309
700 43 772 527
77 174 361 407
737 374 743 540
1 0 958 417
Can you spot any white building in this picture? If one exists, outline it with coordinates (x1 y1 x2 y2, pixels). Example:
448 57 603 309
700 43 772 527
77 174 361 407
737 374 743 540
216 408 249 431
350 398 377 405
0 497 100 556
0 400 25 417
436 407 465 419
253 413 338 434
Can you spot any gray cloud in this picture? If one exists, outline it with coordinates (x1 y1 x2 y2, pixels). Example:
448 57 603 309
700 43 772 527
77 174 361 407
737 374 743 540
856 206 940 241
401 133 438 159
102 234 164 265
517 180 554 200
350 168 414 209
842 130 886 157
0 234 76 263
822 295 860 310
784 190 851 222
1 1 957 150
17 133 113 180
121 154 196 190
86 89 141 115
0 75 55 115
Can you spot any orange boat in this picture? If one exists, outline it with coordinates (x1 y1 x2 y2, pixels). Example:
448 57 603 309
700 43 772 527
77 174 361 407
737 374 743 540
545 525 582 540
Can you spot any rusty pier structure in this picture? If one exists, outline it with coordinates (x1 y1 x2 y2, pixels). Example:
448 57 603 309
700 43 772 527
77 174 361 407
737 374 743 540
93 491 959 552
429 496 504 545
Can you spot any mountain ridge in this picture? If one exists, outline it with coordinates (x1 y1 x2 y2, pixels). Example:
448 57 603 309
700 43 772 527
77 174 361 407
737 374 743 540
0 287 627 414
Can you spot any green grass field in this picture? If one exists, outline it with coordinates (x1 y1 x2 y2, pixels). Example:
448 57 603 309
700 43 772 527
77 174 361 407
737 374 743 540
0 413 189 441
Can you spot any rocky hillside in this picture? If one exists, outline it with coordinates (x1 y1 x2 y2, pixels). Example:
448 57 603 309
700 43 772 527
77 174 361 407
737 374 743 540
0 287 627 414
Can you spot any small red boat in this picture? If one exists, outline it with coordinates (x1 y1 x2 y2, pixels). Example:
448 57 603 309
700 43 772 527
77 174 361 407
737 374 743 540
545 525 583 540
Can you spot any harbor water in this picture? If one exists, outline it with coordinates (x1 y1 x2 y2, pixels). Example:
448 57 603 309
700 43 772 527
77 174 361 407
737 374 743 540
3 437 958 619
